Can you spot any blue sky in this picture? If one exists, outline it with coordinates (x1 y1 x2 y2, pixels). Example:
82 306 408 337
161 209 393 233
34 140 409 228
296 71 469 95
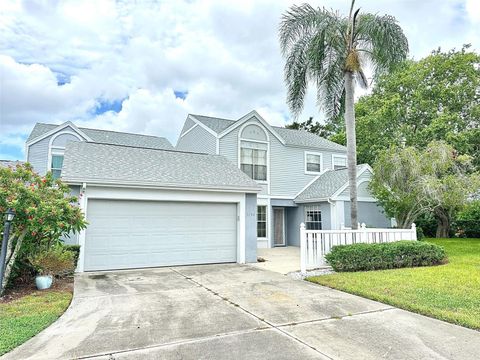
1 0 479 160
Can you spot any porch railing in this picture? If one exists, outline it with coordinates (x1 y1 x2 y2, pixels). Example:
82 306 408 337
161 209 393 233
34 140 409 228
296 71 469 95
300 223 417 273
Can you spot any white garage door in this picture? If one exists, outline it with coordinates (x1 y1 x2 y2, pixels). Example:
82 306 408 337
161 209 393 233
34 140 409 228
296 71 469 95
84 200 237 271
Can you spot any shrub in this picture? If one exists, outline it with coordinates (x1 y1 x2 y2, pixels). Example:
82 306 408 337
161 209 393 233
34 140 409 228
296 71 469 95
325 241 447 272
454 201 480 238
63 245 81 267
28 246 75 278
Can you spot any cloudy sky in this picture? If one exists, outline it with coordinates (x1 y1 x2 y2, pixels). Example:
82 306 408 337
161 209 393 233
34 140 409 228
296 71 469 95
1 0 479 160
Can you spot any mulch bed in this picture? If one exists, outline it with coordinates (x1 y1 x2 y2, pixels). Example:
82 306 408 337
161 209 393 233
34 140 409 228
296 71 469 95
0 276 74 304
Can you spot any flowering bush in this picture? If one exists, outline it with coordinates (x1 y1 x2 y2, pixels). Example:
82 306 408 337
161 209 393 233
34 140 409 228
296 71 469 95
0 163 87 294
28 246 75 277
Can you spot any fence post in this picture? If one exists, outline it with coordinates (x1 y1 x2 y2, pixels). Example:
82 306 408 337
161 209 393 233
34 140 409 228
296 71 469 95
360 223 367 242
300 222 307 274
411 223 417 240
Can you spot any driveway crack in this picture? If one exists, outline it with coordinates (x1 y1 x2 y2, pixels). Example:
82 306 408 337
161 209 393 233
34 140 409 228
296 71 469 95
170 267 334 359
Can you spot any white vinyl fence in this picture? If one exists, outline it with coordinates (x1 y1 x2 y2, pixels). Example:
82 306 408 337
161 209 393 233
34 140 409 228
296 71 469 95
300 223 417 273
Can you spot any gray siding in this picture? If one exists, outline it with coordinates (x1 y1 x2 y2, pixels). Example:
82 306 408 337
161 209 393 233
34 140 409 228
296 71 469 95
286 202 331 246
176 125 216 154
27 136 50 175
343 202 391 228
245 193 257 262
27 126 86 176
52 133 81 147
219 120 347 198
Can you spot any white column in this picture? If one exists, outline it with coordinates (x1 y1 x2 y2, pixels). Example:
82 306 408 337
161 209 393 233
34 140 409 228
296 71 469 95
300 223 307 274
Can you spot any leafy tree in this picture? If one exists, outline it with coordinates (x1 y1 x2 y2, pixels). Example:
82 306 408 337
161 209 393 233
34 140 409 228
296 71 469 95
285 116 341 138
454 200 480 238
0 163 87 294
341 46 480 167
279 1 408 228
370 141 480 237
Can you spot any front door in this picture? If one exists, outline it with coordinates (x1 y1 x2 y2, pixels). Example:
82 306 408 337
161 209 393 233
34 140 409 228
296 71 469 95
273 208 285 246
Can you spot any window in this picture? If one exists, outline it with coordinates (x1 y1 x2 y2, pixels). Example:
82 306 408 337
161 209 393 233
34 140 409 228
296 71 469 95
305 152 322 173
333 155 347 170
241 147 267 181
305 206 322 230
51 154 64 179
257 206 267 238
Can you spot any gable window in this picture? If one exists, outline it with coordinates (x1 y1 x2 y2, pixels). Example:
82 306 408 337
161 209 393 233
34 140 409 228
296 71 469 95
305 152 322 174
51 154 64 179
305 206 322 230
241 145 267 181
257 206 267 238
332 155 347 170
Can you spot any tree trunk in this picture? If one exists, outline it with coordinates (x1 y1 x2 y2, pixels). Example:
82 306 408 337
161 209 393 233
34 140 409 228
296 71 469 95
435 211 450 238
344 71 358 229
1 230 27 296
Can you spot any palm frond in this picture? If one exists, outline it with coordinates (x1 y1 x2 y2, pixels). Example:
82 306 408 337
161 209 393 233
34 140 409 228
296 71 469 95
354 13 409 78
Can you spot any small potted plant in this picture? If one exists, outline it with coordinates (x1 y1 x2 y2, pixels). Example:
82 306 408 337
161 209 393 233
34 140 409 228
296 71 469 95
29 246 75 290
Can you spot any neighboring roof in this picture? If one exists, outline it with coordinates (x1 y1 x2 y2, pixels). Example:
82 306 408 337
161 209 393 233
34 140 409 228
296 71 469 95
295 165 368 202
190 113 346 152
272 127 346 151
0 160 24 168
27 123 174 150
61 142 261 192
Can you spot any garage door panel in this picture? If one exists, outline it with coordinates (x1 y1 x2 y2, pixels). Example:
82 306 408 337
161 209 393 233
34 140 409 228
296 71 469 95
84 200 237 271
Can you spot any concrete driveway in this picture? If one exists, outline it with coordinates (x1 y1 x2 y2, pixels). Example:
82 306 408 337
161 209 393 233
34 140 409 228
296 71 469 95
3 264 479 360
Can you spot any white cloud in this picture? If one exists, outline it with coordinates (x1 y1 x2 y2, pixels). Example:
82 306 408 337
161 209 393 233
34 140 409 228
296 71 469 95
0 0 478 160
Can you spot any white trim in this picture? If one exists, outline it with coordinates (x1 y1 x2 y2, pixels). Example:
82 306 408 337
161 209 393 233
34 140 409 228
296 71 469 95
47 130 84 173
272 207 286 246
257 195 294 200
219 110 286 145
64 180 261 193
179 123 198 138
77 183 87 272
26 121 92 146
256 204 268 242
188 115 219 137
331 154 347 170
335 196 377 202
77 186 247 272
237 121 271 192
304 151 324 175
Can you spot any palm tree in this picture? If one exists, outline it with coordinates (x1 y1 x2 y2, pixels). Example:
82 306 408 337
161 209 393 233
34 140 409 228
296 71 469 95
279 1 408 229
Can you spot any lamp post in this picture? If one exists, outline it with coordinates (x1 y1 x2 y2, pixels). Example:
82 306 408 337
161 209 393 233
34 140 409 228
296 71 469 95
0 209 15 295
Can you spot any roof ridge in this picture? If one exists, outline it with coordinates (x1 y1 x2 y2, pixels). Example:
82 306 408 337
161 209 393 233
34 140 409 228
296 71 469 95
190 114 235 122
31 122 168 140
69 141 218 156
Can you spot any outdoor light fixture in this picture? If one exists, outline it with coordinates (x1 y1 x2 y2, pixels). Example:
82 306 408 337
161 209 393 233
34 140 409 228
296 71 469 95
5 208 15 222
0 208 15 295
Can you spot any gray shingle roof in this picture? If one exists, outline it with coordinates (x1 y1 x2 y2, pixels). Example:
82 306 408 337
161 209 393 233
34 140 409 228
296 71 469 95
0 160 24 168
61 142 261 191
272 127 346 151
295 165 367 202
27 123 173 150
190 115 234 133
191 113 346 152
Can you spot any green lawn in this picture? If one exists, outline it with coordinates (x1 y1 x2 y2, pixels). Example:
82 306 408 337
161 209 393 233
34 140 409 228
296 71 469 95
0 290 72 355
308 238 480 330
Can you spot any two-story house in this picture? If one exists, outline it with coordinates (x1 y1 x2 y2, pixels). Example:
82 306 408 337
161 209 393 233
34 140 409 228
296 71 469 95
176 110 391 249
23 111 390 272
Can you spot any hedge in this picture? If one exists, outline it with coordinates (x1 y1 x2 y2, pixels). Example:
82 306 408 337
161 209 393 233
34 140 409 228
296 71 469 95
325 241 447 272
63 245 81 268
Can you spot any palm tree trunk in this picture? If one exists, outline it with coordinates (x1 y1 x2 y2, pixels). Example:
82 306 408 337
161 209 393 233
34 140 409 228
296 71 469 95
344 71 358 229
